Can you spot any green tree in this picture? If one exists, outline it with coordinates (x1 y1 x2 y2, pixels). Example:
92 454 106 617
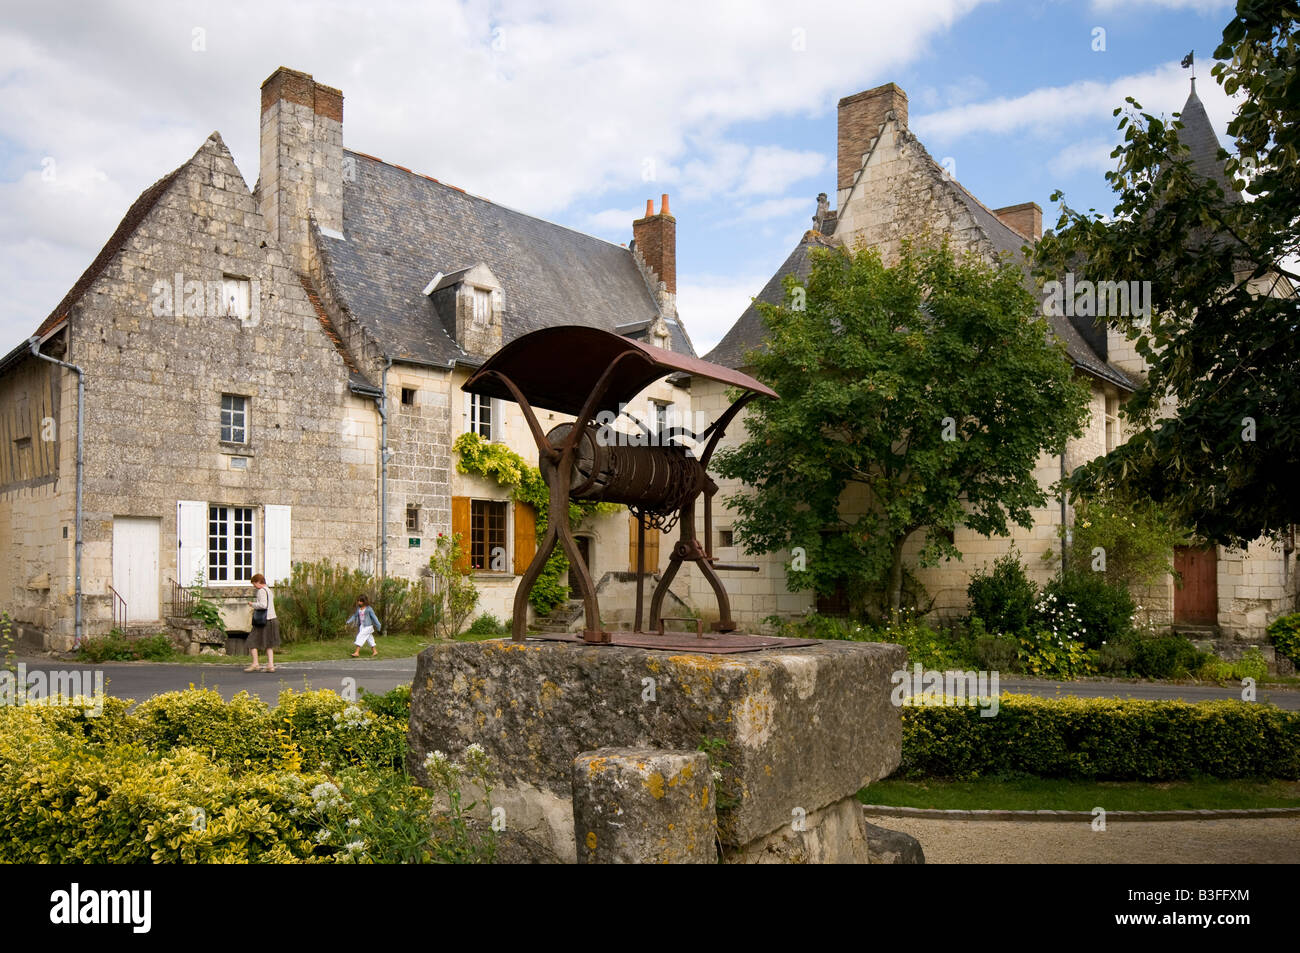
715 240 1090 617
1034 0 1300 545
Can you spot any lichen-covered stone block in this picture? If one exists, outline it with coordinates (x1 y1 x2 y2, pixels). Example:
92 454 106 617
407 638 905 850
573 748 715 864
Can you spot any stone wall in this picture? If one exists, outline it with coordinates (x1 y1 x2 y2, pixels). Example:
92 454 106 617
24 133 378 648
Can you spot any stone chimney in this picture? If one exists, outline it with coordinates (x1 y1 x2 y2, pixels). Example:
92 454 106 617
258 67 344 273
632 194 676 295
838 83 908 206
994 202 1043 241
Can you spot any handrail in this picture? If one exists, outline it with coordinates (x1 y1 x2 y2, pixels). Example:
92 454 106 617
106 585 127 631
169 578 196 618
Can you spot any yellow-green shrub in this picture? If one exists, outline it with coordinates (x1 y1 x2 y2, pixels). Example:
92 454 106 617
0 708 321 863
133 689 279 766
273 689 408 772
898 693 1300 780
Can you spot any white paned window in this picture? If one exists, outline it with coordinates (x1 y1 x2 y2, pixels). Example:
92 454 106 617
469 392 493 440
208 505 254 583
221 394 248 444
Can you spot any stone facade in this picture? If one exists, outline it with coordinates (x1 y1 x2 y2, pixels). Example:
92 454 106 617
702 80 1297 646
4 66 705 647
1 133 379 649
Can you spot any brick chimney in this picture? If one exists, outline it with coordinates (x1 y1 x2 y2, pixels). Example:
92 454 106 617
993 202 1042 241
838 83 908 205
632 194 676 295
258 67 344 273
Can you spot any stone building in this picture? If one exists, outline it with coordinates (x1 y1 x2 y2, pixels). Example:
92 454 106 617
0 67 695 650
700 81 1296 652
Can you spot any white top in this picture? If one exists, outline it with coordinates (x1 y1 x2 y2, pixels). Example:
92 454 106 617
254 586 277 621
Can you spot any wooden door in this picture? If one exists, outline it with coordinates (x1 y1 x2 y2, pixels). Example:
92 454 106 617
1174 545 1218 625
113 517 160 621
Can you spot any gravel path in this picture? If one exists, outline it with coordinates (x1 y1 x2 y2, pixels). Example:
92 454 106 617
868 814 1300 863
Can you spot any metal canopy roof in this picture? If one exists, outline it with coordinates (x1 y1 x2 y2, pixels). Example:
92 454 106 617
462 325 777 416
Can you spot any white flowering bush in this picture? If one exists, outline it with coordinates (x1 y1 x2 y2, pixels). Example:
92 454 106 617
421 744 499 863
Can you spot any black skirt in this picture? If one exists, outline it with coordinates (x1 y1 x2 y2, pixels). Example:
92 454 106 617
248 617 281 650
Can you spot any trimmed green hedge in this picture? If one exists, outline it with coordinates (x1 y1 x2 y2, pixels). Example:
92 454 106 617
899 694 1300 781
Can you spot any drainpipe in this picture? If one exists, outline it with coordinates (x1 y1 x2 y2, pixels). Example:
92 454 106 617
1060 449 1069 577
377 356 393 580
29 336 84 648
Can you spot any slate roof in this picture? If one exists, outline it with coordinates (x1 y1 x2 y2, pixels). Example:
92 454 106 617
318 152 693 367
1177 80 1242 203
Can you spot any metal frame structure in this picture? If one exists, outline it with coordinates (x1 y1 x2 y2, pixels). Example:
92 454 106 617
462 326 778 646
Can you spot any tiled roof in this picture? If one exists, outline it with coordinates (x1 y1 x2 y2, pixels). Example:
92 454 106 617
319 153 694 366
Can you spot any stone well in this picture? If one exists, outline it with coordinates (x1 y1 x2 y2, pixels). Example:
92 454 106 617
407 637 906 862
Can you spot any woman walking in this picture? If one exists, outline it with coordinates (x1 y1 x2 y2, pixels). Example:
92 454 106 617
246 573 281 672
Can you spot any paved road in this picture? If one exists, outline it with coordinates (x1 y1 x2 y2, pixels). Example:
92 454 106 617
998 677 1300 710
870 814 1300 864
10 654 1300 708
10 655 418 703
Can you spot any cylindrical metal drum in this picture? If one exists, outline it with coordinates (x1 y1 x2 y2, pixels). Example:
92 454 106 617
546 422 706 512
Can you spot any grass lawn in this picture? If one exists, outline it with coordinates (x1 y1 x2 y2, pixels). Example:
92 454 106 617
857 777 1300 811
171 630 505 664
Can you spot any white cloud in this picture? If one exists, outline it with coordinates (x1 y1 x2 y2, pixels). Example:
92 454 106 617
913 62 1242 144
734 146 826 196
1091 0 1232 11
0 0 989 345
719 196 812 226
1049 137 1119 177
677 272 774 356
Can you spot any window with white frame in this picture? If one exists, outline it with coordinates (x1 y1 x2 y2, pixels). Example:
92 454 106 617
472 287 492 327
469 392 493 440
208 505 254 583
221 394 248 444
1104 393 1120 452
652 400 672 445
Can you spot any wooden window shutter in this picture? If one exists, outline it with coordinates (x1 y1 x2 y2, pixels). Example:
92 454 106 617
451 496 471 572
628 514 660 572
513 500 536 574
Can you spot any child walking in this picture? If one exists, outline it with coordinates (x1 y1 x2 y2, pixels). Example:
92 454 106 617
346 595 381 658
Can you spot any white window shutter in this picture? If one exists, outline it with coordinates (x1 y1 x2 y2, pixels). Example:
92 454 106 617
492 398 502 438
464 390 472 434
177 500 207 586
264 504 292 585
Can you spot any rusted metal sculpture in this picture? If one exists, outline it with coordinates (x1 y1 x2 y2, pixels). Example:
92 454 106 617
463 326 791 652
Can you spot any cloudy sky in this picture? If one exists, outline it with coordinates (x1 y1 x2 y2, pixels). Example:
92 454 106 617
0 0 1244 356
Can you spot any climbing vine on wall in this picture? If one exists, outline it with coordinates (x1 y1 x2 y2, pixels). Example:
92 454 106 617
453 432 621 616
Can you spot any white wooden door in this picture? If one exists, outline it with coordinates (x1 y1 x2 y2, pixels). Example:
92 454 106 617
113 517 160 622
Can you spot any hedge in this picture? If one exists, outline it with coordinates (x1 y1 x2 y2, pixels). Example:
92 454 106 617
898 694 1300 781
0 685 474 864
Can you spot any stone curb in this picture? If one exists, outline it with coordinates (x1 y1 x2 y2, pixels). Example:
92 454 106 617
861 804 1300 822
